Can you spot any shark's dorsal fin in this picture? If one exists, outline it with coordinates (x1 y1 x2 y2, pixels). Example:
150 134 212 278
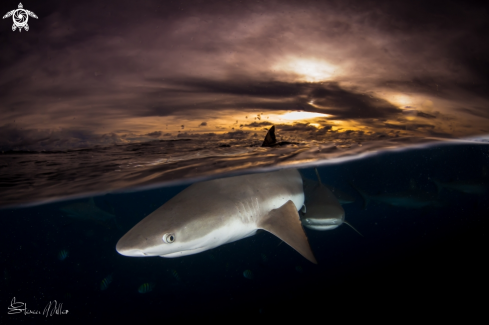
258 200 317 264
261 125 277 147
314 168 323 187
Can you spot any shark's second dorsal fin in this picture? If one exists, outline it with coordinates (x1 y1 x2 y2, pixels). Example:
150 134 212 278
314 168 323 187
258 200 317 264
261 125 277 147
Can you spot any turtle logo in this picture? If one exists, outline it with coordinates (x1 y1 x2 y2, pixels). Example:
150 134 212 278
3 3 38 32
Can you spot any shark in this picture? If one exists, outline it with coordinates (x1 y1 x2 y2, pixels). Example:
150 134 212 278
351 183 438 210
116 168 317 263
301 169 362 235
301 170 345 231
116 127 317 264
59 198 119 229
431 178 488 195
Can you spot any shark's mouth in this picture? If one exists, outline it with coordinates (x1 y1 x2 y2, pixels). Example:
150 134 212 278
303 218 344 226
160 246 209 258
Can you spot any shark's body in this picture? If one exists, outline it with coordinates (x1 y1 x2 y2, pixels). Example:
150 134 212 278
116 168 317 263
432 179 488 195
59 198 119 228
351 184 437 209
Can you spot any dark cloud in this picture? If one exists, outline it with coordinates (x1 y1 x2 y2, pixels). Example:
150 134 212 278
245 121 274 128
145 131 162 138
199 122 207 126
0 0 488 150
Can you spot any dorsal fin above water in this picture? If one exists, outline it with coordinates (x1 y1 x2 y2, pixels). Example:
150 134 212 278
261 125 277 147
257 200 317 264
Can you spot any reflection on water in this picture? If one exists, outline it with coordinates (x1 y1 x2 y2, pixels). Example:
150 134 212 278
1 130 485 208
1 143 487 321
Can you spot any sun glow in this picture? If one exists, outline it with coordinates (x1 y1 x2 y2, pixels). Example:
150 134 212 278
281 111 329 120
274 58 337 82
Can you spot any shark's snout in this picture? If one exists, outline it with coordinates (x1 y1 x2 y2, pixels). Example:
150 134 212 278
116 246 146 257
116 233 149 257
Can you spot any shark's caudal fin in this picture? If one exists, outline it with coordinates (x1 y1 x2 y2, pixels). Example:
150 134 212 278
258 200 317 264
344 221 363 237
314 168 324 187
261 125 277 147
350 182 370 210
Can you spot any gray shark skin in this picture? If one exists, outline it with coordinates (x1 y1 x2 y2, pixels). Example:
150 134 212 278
431 178 488 195
351 183 438 210
116 168 317 263
59 198 119 229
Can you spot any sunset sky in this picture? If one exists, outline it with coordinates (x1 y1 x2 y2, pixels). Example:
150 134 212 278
1 0 488 150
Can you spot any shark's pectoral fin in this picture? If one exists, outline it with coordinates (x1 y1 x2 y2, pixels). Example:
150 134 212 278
258 200 317 264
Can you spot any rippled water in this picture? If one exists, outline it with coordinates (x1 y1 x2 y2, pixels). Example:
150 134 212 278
1 135 483 208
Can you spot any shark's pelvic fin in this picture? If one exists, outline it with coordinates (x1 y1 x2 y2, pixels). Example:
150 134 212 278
314 168 323 187
258 200 317 264
343 221 363 237
261 125 277 147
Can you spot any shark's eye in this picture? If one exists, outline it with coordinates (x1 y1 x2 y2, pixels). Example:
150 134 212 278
162 233 175 244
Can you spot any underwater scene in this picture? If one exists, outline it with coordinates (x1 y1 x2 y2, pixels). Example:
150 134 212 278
1 0 489 322
1 140 488 322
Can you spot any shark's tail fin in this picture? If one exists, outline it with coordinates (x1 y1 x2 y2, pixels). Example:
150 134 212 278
261 125 277 147
344 221 363 237
314 168 324 187
349 182 370 210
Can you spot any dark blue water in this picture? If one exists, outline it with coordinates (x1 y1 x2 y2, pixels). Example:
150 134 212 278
1 143 488 323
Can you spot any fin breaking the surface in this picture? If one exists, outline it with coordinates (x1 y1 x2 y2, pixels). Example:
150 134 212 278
261 125 277 147
258 200 317 264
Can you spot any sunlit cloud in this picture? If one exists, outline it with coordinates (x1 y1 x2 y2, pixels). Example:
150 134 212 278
280 111 330 120
273 58 338 82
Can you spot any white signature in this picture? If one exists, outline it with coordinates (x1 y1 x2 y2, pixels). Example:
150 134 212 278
8 297 69 316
